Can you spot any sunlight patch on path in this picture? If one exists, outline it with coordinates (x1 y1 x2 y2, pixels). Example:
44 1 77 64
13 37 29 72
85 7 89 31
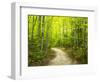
49 48 73 65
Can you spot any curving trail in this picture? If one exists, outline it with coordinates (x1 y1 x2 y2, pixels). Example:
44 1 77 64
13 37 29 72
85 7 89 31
48 48 73 65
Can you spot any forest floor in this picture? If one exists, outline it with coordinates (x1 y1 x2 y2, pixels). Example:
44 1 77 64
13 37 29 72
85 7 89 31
48 48 77 65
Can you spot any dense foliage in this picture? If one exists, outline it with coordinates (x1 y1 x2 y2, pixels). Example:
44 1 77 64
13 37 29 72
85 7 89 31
28 15 88 66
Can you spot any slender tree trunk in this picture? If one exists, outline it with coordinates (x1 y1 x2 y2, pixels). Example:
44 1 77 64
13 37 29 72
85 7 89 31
50 17 53 47
38 16 41 50
28 16 30 41
65 18 67 48
41 16 45 52
56 24 57 47
77 25 79 48
31 16 37 40
63 18 65 47
60 24 62 48
31 16 34 40
46 17 49 54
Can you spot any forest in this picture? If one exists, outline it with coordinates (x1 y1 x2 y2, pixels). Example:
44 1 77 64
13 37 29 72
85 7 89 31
28 15 88 66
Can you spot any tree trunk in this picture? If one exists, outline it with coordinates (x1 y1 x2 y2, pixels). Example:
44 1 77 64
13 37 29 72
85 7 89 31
41 16 45 52
63 18 65 47
38 16 41 50
31 16 37 40
46 17 49 54
28 16 30 40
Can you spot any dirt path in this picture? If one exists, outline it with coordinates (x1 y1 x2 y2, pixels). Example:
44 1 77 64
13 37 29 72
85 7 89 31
48 48 73 65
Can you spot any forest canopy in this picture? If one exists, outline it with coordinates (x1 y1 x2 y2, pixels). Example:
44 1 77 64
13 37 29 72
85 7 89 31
28 15 88 66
